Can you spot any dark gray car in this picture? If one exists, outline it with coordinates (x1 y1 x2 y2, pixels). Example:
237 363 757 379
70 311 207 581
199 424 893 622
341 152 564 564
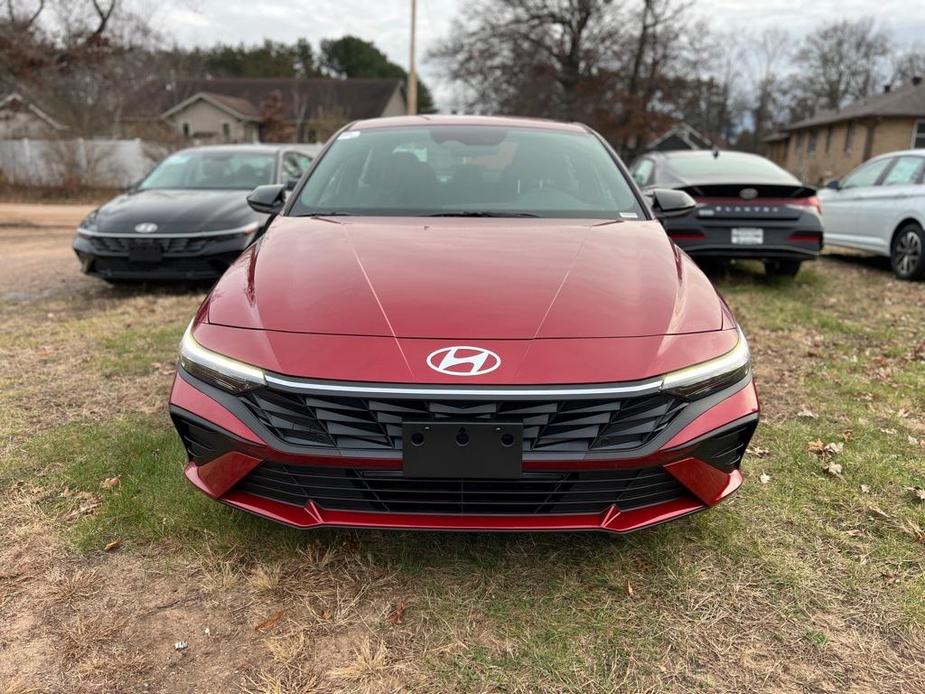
630 150 823 276
73 144 316 282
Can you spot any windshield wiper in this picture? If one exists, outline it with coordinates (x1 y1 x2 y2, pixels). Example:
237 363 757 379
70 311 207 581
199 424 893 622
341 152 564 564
299 211 354 217
427 211 540 217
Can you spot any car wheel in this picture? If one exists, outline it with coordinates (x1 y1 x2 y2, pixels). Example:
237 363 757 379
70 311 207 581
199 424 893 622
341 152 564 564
764 259 802 277
891 223 925 281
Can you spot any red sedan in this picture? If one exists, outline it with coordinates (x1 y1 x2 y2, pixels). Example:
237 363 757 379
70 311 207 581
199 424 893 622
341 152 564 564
170 115 759 533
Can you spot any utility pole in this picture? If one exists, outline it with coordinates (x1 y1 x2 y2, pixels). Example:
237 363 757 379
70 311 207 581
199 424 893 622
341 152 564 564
407 0 418 115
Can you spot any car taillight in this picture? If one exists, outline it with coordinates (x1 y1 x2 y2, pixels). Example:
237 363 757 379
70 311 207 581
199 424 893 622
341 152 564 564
667 230 706 240
789 196 822 215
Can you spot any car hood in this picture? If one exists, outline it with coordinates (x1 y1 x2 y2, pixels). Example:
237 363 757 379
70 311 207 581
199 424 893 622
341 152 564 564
92 189 261 234
205 216 726 339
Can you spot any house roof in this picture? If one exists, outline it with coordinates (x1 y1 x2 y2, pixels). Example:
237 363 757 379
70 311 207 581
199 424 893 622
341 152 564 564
646 124 713 151
784 80 925 131
763 131 789 143
123 78 403 123
160 91 263 121
0 92 64 130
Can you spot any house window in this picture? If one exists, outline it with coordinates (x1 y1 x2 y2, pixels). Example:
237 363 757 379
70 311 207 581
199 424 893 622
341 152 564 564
825 126 833 153
807 129 818 153
913 121 925 149
844 122 855 152
222 122 231 140
794 132 803 153
182 122 190 137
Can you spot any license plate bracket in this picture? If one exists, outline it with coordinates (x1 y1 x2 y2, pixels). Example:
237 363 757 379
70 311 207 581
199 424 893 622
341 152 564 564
731 227 764 245
128 240 163 263
402 422 523 479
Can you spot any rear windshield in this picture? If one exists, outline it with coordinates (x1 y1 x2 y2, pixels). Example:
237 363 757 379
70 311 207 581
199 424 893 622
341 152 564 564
289 125 645 219
665 153 794 181
140 151 276 190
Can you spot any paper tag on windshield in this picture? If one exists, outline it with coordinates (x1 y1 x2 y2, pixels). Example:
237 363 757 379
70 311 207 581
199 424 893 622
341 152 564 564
338 131 360 140
620 212 639 219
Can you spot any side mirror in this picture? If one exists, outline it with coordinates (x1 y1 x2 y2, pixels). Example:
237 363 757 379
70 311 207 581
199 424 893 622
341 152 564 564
247 184 286 215
824 178 841 191
123 179 141 193
285 176 299 191
645 188 697 218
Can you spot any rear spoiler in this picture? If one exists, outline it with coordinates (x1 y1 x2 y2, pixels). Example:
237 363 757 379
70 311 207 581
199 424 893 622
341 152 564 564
677 183 817 199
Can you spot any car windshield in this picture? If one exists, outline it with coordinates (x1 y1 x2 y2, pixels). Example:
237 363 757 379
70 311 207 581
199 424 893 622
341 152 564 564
665 152 794 181
290 125 645 219
140 150 276 190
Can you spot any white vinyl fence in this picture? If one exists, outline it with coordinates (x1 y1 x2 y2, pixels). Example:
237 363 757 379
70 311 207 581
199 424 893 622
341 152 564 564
0 138 167 187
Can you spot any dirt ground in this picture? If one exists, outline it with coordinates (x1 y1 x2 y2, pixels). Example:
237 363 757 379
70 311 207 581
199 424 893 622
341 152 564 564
1 204 923 694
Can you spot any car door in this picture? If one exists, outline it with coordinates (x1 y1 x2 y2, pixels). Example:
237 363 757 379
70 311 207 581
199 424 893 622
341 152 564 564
858 155 925 254
820 156 893 251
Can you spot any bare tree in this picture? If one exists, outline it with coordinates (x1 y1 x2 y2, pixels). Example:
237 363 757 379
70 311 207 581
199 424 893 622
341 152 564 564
790 18 891 117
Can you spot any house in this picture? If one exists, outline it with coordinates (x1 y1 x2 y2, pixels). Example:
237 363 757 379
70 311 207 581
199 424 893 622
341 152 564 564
119 78 407 144
0 93 64 138
765 78 925 184
646 124 713 152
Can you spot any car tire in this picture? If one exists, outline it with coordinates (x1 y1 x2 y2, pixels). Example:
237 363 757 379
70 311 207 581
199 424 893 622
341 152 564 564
891 223 925 281
764 259 802 277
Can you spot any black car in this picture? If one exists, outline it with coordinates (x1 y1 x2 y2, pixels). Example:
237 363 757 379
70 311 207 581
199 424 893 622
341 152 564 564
73 144 316 282
631 150 823 276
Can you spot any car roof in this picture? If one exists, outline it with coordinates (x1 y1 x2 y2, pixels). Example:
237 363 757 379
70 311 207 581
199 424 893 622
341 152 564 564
646 149 765 159
346 114 589 133
866 148 925 160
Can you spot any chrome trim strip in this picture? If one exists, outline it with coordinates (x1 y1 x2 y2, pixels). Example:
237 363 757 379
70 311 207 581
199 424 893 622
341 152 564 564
263 374 665 398
76 222 258 239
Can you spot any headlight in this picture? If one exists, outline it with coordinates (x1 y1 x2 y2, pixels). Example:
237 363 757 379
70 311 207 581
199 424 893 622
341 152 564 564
77 210 99 235
661 327 751 399
179 323 265 394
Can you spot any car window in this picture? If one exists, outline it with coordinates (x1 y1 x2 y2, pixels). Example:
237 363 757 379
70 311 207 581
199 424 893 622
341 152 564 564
282 152 313 182
881 156 924 186
291 125 645 219
841 158 892 189
664 152 794 181
632 159 654 186
140 151 276 190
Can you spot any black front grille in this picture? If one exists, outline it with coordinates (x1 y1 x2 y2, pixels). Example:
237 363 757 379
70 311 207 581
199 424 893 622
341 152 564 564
236 462 690 515
89 235 227 255
240 389 686 453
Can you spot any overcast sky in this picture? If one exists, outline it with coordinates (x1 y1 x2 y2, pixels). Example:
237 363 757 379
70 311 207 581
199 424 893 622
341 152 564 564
157 0 925 109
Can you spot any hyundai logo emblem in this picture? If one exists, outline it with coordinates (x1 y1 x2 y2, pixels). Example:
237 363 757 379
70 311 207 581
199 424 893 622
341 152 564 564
426 346 501 376
135 222 158 233
739 188 758 200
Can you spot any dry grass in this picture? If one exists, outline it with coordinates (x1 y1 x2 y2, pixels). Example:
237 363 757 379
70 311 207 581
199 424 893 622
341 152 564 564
0 213 923 692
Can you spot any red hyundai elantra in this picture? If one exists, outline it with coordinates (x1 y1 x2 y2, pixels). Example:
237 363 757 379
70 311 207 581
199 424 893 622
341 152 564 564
169 115 758 533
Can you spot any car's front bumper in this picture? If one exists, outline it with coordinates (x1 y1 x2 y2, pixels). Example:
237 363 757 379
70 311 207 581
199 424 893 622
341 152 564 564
73 232 252 281
169 366 760 534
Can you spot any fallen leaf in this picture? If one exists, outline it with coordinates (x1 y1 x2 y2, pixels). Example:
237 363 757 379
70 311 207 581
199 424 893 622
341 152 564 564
908 435 919 446
880 428 897 435
759 473 772 484
626 582 635 597
898 408 910 419
254 609 286 633
388 600 408 625
798 408 818 419
807 440 826 454
905 486 925 503
866 505 889 519
104 539 121 552
860 484 871 494
841 430 853 441
824 442 844 455
174 641 188 651
747 445 769 457
823 461 843 477
901 521 924 543
100 476 120 489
